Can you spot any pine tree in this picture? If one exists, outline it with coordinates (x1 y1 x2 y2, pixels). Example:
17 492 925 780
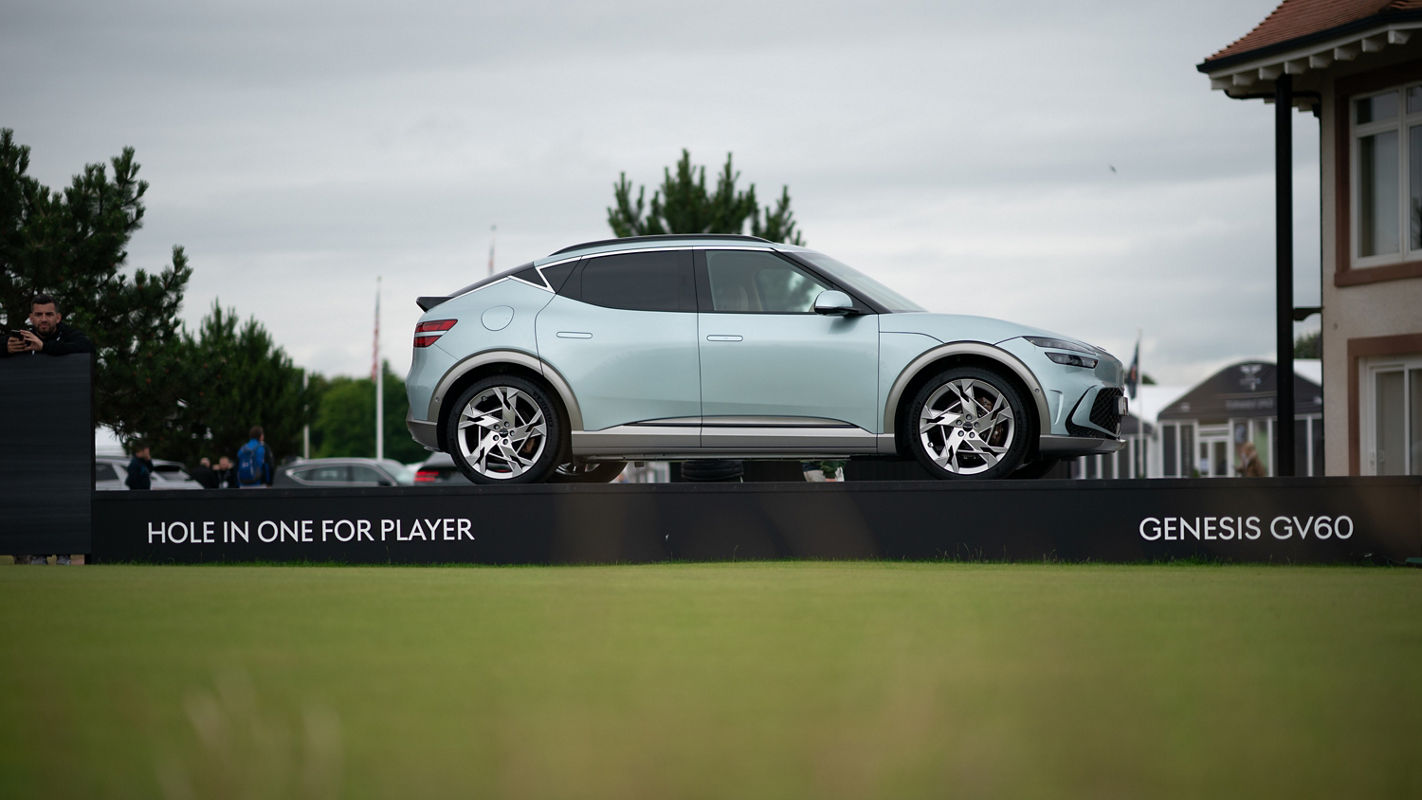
148 302 313 467
1 129 192 440
608 149 804 244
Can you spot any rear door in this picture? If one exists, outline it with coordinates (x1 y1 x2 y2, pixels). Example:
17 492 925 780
535 249 701 431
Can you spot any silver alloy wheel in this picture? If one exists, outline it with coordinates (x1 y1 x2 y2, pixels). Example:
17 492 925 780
918 377 1016 476
454 385 549 480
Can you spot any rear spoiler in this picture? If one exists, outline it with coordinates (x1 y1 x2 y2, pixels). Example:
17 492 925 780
416 296 449 311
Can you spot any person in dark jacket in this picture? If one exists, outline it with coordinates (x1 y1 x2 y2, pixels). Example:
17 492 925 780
4 293 93 357
190 457 219 490
126 444 153 491
214 456 239 489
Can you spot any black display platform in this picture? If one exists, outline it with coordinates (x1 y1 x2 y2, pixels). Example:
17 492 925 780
0 354 92 555
89 477 1422 565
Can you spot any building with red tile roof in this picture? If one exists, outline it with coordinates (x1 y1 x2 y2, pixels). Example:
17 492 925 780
1200 0 1422 103
1201 2 1422 476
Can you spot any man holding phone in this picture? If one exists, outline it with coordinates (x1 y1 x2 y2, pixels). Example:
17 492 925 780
5 293 92 357
5 293 94 566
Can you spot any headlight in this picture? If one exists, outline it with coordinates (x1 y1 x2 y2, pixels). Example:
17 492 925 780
1024 336 1090 353
1045 351 1098 369
1024 336 1099 368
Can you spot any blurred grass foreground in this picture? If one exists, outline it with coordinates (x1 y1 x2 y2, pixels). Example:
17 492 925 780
1 563 1419 799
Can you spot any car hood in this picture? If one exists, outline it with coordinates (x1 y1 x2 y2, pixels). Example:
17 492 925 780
879 311 1088 350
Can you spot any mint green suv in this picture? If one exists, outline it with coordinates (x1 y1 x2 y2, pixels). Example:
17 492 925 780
406 235 1126 483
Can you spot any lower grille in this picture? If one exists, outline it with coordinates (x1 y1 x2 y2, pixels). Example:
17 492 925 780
1068 388 1124 439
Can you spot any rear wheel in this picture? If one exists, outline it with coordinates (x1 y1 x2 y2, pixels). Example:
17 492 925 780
905 366 1029 480
445 375 563 484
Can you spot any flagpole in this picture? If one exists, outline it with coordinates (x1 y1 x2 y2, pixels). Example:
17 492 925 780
302 371 310 459
374 276 383 462
1124 330 1141 478
488 224 497 277
1134 329 1142 478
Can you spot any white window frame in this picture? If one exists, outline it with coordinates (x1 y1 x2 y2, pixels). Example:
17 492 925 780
1351 84 1422 268
1360 354 1422 475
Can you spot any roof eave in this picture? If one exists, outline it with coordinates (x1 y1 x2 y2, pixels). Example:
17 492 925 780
1199 15 1422 103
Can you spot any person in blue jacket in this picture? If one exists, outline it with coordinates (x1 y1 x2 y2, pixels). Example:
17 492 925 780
236 427 275 488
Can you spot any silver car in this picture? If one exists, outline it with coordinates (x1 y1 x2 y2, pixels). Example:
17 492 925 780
274 458 415 488
95 457 203 490
406 235 1126 483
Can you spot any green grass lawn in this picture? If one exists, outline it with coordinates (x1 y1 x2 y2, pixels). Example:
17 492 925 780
1 563 1419 799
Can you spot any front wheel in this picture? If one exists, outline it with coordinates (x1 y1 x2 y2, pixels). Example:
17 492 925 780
905 367 1030 480
445 375 563 484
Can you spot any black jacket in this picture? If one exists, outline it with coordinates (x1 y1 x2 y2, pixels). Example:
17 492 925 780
125 456 153 491
214 467 239 489
190 464 219 490
3 322 93 357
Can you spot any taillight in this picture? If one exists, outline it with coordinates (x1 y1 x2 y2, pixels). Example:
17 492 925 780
414 319 456 348
414 469 439 483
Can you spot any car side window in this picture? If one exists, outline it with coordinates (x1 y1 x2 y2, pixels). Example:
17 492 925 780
349 466 385 484
574 250 695 312
540 261 577 293
705 250 830 313
304 465 349 483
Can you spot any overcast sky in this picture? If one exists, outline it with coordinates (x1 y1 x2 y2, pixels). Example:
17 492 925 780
3 0 1317 392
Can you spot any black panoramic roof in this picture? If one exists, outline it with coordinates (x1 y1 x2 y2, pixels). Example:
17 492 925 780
549 233 770 256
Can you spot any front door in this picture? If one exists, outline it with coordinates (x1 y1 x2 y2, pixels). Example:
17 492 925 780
696 249 880 444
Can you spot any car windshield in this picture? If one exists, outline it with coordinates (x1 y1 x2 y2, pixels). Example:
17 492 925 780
793 250 924 313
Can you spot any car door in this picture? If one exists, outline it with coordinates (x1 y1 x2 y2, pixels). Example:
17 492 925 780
535 249 701 434
696 248 880 444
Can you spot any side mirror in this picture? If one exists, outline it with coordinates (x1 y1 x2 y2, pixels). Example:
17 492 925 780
813 290 857 316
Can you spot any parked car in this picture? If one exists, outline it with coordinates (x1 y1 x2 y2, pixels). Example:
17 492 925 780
413 452 470 484
412 451 622 484
406 234 1127 484
274 457 415 488
95 457 203 490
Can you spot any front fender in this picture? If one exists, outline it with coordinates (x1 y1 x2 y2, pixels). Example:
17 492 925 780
882 341 1050 439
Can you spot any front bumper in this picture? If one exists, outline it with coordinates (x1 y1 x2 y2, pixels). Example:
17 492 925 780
1039 434 1125 456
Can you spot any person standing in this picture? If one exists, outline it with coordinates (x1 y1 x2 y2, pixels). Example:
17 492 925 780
190 457 218 489
236 427 274 488
214 456 238 488
1236 442 1266 478
125 443 153 490
4 293 93 357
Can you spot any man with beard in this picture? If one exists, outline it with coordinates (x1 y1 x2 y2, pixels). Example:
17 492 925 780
5 293 93 357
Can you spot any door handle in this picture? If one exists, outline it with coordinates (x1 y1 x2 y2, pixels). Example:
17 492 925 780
556 331 593 339
705 335 742 342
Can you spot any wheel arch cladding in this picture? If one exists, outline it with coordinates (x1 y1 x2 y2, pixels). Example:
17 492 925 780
893 352 1043 460
437 361 570 455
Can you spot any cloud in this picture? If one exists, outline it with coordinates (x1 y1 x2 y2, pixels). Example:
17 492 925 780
3 0 1312 389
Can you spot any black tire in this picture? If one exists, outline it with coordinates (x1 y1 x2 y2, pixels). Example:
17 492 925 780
903 366 1030 480
548 461 626 483
444 375 563 484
